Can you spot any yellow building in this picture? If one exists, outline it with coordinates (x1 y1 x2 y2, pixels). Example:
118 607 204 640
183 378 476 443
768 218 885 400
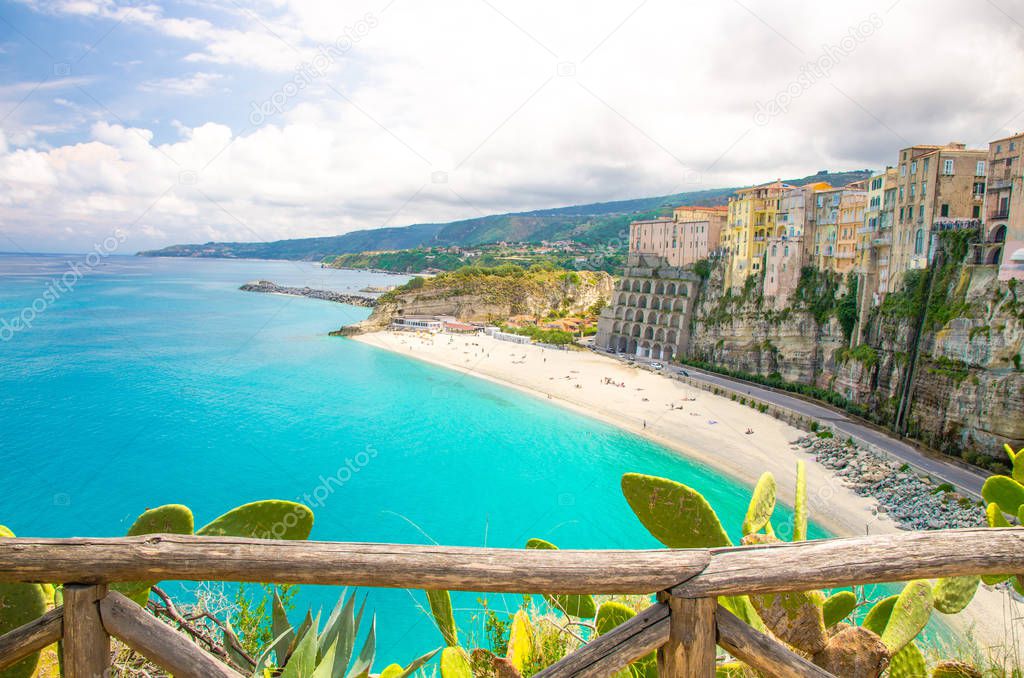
724 180 791 288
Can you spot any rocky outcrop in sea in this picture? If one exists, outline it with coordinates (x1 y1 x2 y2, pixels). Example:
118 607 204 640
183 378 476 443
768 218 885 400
794 434 987 531
240 281 376 308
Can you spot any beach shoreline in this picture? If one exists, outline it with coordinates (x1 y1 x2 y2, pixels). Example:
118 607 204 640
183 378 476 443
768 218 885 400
352 329 1021 650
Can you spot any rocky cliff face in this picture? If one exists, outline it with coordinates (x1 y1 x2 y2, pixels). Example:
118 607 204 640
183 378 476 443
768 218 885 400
335 269 613 335
687 238 1024 468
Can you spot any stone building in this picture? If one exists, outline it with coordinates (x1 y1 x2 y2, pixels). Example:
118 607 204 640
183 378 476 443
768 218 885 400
983 132 1024 280
594 253 701 360
628 206 726 268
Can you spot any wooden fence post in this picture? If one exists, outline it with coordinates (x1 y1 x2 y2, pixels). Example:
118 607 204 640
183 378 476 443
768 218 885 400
657 594 716 677
63 584 110 678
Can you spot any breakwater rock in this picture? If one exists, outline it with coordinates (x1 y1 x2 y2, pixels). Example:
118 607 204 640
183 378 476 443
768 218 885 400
794 434 987 531
240 280 377 308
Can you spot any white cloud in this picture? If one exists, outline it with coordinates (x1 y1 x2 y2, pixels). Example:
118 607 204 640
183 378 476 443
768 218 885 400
4 0 1024 252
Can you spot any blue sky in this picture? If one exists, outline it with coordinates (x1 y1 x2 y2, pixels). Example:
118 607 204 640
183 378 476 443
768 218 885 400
1 0 1023 253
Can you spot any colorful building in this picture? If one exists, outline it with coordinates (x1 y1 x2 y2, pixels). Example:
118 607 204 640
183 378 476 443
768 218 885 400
889 142 987 292
763 182 829 306
724 180 791 288
628 206 727 268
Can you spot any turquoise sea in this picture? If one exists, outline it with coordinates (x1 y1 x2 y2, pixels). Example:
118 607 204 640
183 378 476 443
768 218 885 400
0 253 832 663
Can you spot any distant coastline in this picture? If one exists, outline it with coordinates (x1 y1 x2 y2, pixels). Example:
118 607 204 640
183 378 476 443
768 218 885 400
239 280 377 307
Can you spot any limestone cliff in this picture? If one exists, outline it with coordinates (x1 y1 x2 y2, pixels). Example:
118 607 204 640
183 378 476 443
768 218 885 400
686 233 1024 469
334 267 613 335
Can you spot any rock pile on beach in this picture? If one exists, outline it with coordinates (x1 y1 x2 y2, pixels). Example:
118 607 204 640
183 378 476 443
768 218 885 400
794 434 986 531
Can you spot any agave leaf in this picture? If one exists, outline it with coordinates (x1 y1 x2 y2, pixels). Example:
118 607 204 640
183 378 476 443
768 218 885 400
317 588 348 651
525 539 597 618
283 611 315 667
392 648 441 678
279 621 317 678
272 588 295 666
252 629 292 678
325 590 358 674
793 461 808 541
345 616 376 678
742 472 777 536
311 636 340 678
224 621 254 672
621 473 732 548
426 589 459 646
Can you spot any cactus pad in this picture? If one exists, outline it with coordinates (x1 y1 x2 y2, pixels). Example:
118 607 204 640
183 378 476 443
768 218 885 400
595 601 636 635
862 595 897 635
196 500 313 539
811 626 889 678
980 475 1024 516
750 589 828 654
426 589 458 647
932 575 980 614
0 581 48 678
823 590 858 627
880 580 933 654
440 647 473 678
506 610 534 673
525 539 596 618
621 473 731 548
931 660 982 678
113 504 196 605
742 472 776 535
719 595 767 633
1005 444 1024 483
887 640 926 678
793 461 808 541
982 503 1013 585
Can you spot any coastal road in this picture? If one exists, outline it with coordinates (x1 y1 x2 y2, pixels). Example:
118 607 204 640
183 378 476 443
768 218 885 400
615 355 990 498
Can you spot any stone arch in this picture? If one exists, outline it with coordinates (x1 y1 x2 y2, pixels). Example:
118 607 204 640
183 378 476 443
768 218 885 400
990 224 1007 243
644 326 654 340
651 343 662 359
631 324 642 338
631 280 642 293
663 345 675 361
642 280 652 294
615 306 625 320
639 296 648 309
613 322 622 333
655 281 665 294
625 308 635 321
665 282 677 295
987 246 1003 265
639 341 651 358
666 330 678 345
628 294 638 307
655 328 666 342
679 284 690 297
635 310 644 323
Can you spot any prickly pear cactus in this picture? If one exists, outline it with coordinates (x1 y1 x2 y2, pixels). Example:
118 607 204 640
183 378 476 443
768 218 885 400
811 626 889 678
822 590 858 627
621 473 731 548
862 594 897 636
980 475 1024 516
932 575 980 614
880 580 933 654
426 589 458 647
887 640 927 678
525 539 596 618
440 647 473 678
505 610 534 674
595 601 635 635
931 660 982 678
719 595 767 633
750 589 828 654
742 472 776 536
1005 444 1024 483
0 526 48 678
793 461 808 541
380 664 404 678
113 504 196 605
196 500 313 539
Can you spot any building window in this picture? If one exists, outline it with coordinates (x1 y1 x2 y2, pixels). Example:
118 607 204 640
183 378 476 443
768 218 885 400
911 161 917 175
900 164 906 177
914 229 925 254
976 161 986 176
899 186 905 201
921 181 927 197
919 205 925 219
1011 142 1017 152
943 159 954 175
923 158 930 172
973 205 981 218
940 204 949 217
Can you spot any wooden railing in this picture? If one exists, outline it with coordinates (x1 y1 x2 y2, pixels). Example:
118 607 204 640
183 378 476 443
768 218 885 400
0 528 1020 678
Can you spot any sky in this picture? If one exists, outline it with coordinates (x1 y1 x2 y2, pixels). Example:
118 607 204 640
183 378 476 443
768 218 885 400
1 0 1023 253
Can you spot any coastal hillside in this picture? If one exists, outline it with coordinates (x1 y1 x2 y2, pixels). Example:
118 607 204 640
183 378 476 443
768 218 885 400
137 170 870 261
336 265 612 335
684 232 1024 470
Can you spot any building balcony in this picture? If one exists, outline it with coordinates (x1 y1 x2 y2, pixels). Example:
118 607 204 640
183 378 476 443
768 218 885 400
932 217 980 232
872 235 892 246
989 209 1010 220
857 225 876 235
987 178 1012 191
834 251 855 260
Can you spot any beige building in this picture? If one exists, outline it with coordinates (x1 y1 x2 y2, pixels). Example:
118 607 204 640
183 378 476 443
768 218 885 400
723 181 791 288
857 168 898 298
628 206 726 268
889 143 987 291
763 182 829 305
984 132 1024 280
833 183 867 275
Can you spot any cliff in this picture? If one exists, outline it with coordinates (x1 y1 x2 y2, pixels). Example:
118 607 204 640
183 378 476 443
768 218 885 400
686 233 1024 470
334 266 613 336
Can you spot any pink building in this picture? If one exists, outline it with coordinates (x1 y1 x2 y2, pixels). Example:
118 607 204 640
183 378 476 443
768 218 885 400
629 206 726 267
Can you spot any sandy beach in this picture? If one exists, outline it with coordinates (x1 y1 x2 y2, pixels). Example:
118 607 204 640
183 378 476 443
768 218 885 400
354 329 1022 652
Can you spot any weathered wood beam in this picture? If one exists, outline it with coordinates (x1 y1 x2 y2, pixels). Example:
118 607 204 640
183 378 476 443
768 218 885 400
534 603 669 677
674 528 1024 597
715 605 834 678
99 590 242 678
0 607 63 671
0 535 710 593
63 584 110 678
658 596 716 677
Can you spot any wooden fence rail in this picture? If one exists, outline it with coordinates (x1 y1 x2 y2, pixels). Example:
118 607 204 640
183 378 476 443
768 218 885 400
0 527 1019 677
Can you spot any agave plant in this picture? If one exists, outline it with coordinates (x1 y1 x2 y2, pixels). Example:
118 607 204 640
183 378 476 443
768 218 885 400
234 588 440 678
